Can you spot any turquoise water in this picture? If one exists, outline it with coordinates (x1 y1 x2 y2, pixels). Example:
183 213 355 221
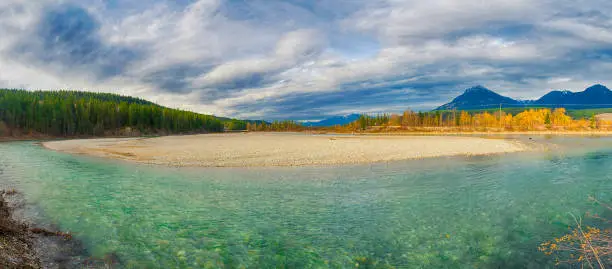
0 137 611 268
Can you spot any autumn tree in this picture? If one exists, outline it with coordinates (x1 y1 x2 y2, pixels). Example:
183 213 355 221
551 108 571 127
459 111 472 127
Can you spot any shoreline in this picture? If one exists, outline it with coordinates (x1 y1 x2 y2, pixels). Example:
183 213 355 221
3 129 612 144
0 190 40 268
327 130 612 136
42 133 532 168
0 189 119 268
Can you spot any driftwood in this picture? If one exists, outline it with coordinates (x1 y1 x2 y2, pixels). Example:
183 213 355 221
29 227 72 240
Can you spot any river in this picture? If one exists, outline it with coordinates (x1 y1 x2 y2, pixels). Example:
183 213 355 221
0 136 611 268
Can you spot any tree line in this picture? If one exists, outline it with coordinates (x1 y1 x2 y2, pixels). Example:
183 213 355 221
4 89 608 137
246 120 305 132
0 89 224 137
343 108 612 131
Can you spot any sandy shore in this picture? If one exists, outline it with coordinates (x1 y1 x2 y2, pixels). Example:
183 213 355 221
42 133 529 167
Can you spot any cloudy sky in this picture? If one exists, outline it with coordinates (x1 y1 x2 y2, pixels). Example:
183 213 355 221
1 0 612 120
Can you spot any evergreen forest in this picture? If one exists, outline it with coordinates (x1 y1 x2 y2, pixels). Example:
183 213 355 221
0 89 225 136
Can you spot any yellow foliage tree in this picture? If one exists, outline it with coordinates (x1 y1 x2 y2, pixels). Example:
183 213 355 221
459 111 472 127
473 112 498 128
551 108 572 127
502 113 513 128
513 109 548 130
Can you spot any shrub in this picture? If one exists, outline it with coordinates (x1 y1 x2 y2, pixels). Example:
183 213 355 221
540 197 611 268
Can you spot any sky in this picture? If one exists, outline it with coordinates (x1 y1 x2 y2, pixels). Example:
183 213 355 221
1 0 612 120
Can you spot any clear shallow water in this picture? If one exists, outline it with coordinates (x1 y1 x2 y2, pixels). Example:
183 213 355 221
0 137 611 268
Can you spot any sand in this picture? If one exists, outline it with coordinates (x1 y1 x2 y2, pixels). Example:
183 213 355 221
42 133 529 167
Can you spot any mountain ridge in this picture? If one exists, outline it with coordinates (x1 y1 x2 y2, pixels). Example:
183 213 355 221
436 84 612 110
436 86 520 110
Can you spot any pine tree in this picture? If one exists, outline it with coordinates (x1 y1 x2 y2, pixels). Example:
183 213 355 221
0 89 226 137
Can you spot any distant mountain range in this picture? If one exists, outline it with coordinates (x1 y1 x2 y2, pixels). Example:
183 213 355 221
436 84 612 110
301 114 361 127
300 84 612 127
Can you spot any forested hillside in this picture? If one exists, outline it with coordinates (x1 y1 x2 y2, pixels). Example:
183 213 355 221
0 89 224 137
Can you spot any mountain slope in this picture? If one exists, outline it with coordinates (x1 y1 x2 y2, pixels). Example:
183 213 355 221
436 86 520 110
534 84 612 107
436 84 612 111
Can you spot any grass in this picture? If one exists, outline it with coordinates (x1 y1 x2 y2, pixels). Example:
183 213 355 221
567 108 612 119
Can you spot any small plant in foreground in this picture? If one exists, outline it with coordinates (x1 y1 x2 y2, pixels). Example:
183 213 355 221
540 197 611 268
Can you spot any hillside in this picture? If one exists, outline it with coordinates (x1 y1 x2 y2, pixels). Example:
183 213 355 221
0 89 225 137
16 90 158 106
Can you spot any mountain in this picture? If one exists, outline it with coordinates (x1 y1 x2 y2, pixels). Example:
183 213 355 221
534 84 612 107
302 114 361 127
436 86 520 110
436 84 612 110
535 90 573 104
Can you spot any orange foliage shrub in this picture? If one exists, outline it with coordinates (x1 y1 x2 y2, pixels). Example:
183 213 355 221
540 198 611 268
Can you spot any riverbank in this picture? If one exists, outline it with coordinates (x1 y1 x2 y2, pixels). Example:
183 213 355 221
338 130 612 136
42 133 530 167
4 129 612 144
0 190 40 268
325 127 612 136
0 189 120 268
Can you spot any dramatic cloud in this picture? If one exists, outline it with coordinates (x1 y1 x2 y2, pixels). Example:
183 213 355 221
1 0 611 120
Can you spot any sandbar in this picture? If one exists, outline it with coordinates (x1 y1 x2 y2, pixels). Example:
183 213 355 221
42 133 529 167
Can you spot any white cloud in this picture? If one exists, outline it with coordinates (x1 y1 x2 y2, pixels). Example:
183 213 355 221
347 0 538 44
1 0 612 119
274 29 325 59
191 29 325 88
544 19 612 44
